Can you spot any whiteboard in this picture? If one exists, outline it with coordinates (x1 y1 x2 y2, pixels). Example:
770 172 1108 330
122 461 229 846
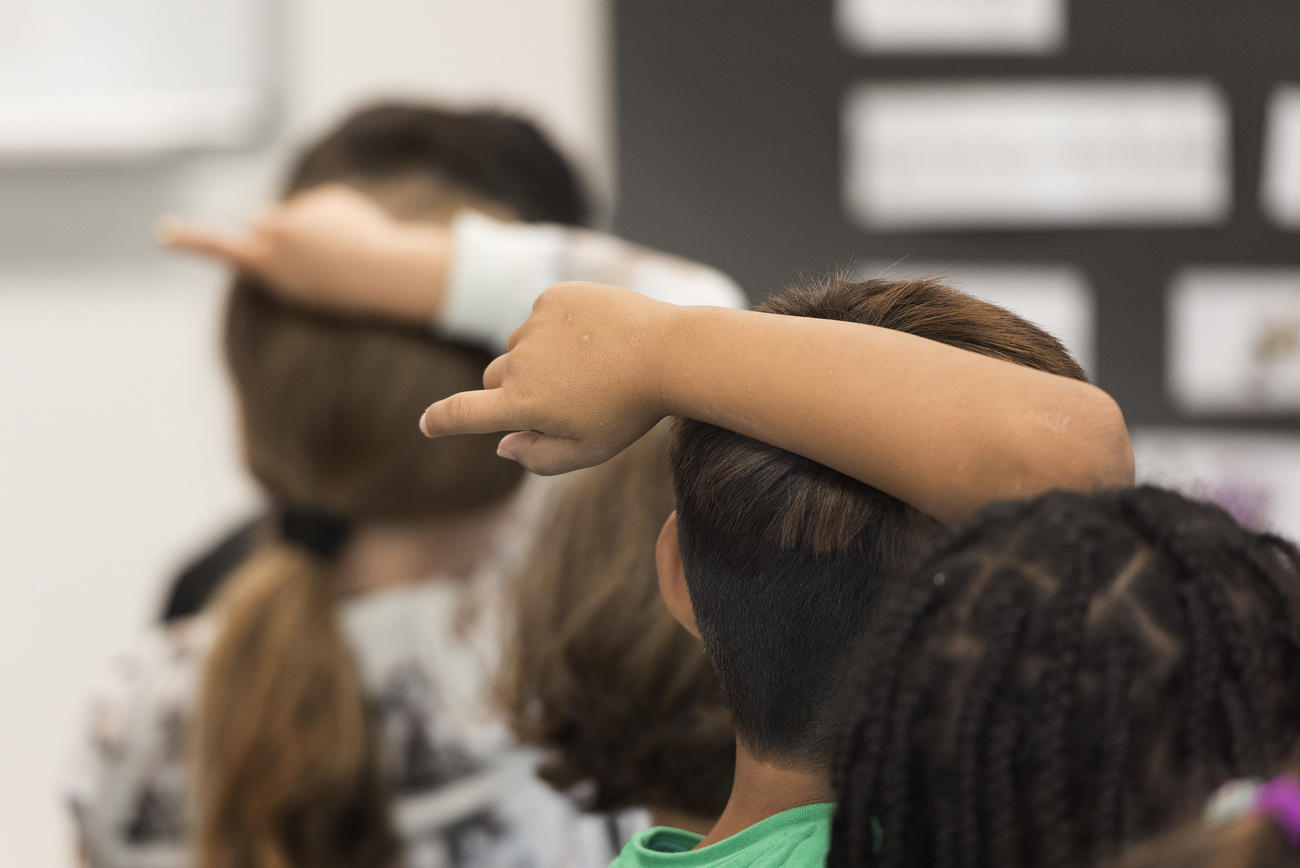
0 0 275 160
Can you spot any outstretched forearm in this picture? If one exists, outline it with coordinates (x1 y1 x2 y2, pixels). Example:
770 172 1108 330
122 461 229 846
160 186 746 352
419 283 1134 524
659 306 1133 525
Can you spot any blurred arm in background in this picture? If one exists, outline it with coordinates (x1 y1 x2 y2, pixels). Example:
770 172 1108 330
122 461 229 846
159 184 746 350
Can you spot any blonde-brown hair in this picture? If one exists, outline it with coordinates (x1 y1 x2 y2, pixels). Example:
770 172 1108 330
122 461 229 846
1112 816 1293 868
193 103 585 868
501 424 735 819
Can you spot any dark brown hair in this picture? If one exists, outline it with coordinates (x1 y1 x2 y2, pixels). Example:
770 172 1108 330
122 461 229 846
194 103 585 868
501 424 735 819
286 102 587 224
831 487 1300 868
670 275 1088 765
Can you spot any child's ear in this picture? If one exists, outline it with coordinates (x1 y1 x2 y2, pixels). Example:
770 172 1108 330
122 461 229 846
657 511 700 639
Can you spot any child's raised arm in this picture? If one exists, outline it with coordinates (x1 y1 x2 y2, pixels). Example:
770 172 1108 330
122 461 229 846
420 282 1133 526
158 184 745 349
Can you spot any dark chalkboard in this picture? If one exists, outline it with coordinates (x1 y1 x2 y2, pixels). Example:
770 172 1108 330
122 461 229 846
612 0 1300 430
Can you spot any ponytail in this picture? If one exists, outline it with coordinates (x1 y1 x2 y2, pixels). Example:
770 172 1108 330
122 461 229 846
192 543 399 868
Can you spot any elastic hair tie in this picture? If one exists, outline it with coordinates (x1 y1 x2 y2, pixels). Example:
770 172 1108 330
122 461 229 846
1204 778 1262 825
277 505 353 560
1251 774 1300 846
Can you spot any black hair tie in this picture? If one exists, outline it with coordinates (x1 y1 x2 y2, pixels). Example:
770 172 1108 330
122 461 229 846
277 505 353 560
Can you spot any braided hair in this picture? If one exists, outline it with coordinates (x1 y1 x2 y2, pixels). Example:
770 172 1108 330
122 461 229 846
830 486 1300 868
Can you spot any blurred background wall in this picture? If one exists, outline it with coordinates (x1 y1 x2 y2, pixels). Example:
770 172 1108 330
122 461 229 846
0 1 607 863
3 0 1300 863
611 0 1300 537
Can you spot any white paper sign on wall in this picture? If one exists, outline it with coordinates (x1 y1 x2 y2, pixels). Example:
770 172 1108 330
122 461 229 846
1133 429 1300 539
836 0 1066 55
1263 85 1300 228
843 82 1231 230
1168 268 1300 414
858 261 1095 375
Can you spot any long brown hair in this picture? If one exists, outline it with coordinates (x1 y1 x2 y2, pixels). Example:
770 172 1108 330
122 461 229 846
193 103 585 868
1112 815 1295 868
500 424 735 820
1112 750 1300 868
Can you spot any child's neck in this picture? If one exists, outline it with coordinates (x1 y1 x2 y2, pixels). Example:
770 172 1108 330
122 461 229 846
694 742 834 849
652 808 717 837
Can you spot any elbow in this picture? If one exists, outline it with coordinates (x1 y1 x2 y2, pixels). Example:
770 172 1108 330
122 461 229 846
935 386 1135 527
1039 386 1134 495
1079 388 1135 489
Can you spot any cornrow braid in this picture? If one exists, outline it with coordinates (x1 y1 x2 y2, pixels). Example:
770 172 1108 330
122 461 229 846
831 486 1300 868
1092 640 1134 865
1029 522 1094 868
955 587 1028 868
831 569 951 868
1121 494 1282 778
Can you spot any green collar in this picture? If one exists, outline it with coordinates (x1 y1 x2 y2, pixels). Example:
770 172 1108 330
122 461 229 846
627 802 835 865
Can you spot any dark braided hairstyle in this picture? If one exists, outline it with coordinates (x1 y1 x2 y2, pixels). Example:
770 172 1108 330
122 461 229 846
830 486 1300 868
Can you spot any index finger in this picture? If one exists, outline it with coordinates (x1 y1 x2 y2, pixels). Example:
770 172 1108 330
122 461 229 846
419 388 530 438
155 218 265 273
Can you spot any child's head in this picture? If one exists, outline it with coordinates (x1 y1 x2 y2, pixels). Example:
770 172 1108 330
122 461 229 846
197 103 585 868
830 486 1300 868
502 424 735 824
228 102 587 520
285 101 587 224
664 276 1087 767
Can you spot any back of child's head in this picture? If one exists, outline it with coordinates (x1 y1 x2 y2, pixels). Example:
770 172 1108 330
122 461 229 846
830 486 1300 868
196 103 586 868
228 102 587 521
502 423 735 820
284 102 587 224
669 275 1087 766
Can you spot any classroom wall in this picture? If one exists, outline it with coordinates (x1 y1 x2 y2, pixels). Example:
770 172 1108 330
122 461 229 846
0 2 608 864
612 0 1300 539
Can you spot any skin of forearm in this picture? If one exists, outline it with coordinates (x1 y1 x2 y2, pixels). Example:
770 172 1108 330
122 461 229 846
369 222 452 323
656 306 1134 526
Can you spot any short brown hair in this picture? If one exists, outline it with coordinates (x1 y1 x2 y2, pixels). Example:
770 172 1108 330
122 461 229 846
670 275 1088 764
502 424 735 818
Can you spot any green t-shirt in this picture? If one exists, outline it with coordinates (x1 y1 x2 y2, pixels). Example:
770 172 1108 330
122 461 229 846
611 803 834 868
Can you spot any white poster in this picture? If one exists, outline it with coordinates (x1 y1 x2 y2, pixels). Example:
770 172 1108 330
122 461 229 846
0 0 274 159
843 82 1231 230
836 0 1066 55
1133 429 1300 540
858 261 1095 375
1168 269 1300 414
1262 84 1300 228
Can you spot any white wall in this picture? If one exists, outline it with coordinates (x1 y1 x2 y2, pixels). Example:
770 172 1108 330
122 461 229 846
0 2 608 863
